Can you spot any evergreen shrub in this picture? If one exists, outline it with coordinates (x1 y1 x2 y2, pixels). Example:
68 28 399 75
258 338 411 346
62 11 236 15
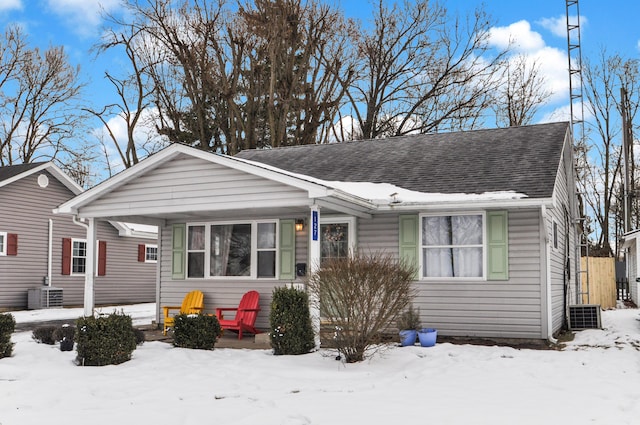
76 312 137 366
0 313 15 358
172 313 221 350
32 325 59 345
270 286 315 355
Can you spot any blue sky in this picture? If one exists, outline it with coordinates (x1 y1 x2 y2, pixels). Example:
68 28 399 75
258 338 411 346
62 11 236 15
0 0 638 172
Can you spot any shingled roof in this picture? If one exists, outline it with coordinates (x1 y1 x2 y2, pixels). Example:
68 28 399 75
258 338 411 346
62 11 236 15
235 122 570 199
0 162 46 183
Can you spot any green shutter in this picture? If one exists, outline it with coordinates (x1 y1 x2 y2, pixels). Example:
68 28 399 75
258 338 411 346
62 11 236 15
279 219 296 280
172 224 186 280
487 211 509 280
399 215 419 279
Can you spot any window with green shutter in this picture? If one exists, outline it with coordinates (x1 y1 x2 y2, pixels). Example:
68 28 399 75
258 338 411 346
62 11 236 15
172 224 186 280
279 219 295 280
487 211 509 280
399 215 419 279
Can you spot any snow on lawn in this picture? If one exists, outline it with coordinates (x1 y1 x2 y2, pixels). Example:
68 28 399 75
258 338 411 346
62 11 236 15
1 304 640 425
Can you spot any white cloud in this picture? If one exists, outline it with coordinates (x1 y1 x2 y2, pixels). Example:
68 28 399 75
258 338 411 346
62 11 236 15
488 19 572 119
489 20 545 52
0 0 22 11
45 0 120 37
538 15 589 38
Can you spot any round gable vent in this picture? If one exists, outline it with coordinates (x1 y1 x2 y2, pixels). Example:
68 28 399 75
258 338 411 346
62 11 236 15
37 174 49 188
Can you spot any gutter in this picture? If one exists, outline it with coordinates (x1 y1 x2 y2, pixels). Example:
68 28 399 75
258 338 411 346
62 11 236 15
377 197 555 212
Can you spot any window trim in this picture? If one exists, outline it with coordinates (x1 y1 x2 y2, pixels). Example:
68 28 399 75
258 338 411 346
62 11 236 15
186 220 279 280
145 244 158 263
319 215 357 261
0 232 6 256
71 238 88 276
419 212 486 281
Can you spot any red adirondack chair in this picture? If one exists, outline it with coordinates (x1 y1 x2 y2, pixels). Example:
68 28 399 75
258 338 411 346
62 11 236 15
215 291 261 339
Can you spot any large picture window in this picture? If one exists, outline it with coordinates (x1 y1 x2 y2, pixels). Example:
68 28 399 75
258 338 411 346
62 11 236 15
187 221 277 279
421 214 484 278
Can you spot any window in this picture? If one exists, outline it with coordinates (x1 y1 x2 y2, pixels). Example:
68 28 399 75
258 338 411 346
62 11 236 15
146 245 158 262
421 214 484 278
320 217 356 265
553 221 559 250
187 221 278 279
0 232 5 256
72 239 87 274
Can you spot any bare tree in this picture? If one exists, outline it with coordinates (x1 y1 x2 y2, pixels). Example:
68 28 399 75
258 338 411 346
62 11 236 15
0 25 85 165
238 0 355 148
342 0 505 140
87 23 159 174
581 50 640 256
493 54 553 127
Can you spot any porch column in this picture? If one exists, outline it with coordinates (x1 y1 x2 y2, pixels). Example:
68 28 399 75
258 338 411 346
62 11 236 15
83 218 97 317
309 205 321 347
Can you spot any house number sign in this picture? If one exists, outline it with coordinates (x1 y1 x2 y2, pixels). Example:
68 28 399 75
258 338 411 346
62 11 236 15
312 210 319 241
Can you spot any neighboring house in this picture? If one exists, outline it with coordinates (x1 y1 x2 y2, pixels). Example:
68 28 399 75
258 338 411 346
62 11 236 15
0 162 157 310
621 230 640 306
55 121 581 341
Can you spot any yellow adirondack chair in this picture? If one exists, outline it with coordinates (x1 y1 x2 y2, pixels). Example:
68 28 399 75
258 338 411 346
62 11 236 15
162 290 204 335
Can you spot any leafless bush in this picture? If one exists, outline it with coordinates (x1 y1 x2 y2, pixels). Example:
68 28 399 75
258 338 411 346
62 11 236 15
307 252 416 362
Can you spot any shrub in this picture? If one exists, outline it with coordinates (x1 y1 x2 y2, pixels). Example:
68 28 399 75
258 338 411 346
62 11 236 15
32 325 59 345
270 286 315 355
0 313 15 359
397 304 421 331
172 313 221 350
53 324 76 342
307 252 416 363
134 328 146 346
76 312 137 366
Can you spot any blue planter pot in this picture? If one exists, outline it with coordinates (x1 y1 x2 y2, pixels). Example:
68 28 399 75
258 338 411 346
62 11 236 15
399 329 418 346
418 328 437 347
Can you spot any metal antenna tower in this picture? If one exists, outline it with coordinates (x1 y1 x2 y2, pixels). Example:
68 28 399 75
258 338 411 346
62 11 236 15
566 0 590 305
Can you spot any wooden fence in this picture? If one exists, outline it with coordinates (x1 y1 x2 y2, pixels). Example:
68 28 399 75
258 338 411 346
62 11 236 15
580 257 616 309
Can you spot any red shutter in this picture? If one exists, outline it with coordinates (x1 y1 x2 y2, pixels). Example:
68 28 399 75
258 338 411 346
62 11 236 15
98 241 107 276
62 238 71 275
7 233 17 256
138 244 146 262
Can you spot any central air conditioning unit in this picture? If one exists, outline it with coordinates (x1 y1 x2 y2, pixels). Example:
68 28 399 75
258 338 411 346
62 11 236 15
27 287 63 310
568 304 601 330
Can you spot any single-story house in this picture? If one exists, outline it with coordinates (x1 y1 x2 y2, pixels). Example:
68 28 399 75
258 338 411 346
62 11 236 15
0 162 157 310
55 121 581 341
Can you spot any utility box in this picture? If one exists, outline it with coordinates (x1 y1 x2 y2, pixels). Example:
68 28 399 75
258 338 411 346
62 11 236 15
28 287 63 309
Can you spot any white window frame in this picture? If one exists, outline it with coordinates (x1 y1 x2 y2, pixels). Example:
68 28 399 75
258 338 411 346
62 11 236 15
186 220 279 280
0 232 6 256
71 238 87 275
319 215 357 262
145 244 158 263
419 212 486 281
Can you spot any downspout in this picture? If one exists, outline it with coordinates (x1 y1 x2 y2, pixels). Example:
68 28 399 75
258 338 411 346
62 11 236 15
541 205 558 344
47 219 53 287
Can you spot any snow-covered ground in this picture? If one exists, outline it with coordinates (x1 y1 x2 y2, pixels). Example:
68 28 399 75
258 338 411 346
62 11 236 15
1 303 639 425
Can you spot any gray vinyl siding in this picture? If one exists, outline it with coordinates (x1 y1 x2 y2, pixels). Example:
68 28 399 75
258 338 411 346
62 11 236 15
81 154 310 217
159 209 546 339
546 146 573 334
410 209 543 339
0 171 156 310
356 210 544 339
630 244 638 305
